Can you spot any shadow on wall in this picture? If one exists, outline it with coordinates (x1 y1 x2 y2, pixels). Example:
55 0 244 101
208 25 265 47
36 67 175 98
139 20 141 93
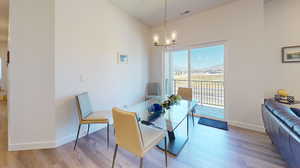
56 96 80 137
55 94 106 143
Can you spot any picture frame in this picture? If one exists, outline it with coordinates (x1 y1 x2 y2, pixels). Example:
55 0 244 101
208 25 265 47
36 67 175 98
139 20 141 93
117 53 128 64
282 46 300 63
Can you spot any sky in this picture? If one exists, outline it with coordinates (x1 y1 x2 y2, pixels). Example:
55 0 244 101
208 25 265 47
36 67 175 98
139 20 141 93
172 45 224 70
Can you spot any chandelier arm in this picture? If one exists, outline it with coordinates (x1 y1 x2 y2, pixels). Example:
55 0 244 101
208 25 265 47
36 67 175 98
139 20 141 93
153 0 176 47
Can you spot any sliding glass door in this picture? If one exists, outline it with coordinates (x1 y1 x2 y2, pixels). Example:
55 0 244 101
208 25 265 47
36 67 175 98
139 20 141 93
190 45 224 106
170 50 189 94
165 44 225 110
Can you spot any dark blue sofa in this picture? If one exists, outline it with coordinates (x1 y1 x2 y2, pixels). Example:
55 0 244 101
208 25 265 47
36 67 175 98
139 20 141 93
262 99 300 168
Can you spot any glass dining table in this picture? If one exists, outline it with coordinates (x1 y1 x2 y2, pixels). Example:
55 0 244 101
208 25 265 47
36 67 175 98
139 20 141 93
120 96 197 156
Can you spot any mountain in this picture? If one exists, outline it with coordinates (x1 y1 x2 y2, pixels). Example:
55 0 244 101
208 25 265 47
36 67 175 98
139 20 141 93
175 64 224 75
192 65 224 74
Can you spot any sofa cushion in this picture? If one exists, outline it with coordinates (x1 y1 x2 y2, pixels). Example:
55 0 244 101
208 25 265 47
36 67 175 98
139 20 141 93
293 121 300 137
272 108 299 128
291 108 300 118
265 99 291 113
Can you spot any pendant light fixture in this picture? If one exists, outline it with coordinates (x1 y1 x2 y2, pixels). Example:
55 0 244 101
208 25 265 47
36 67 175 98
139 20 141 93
153 0 177 47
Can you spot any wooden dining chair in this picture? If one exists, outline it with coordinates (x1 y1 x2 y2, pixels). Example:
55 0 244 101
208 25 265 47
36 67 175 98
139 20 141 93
177 87 195 126
74 92 111 150
111 107 167 168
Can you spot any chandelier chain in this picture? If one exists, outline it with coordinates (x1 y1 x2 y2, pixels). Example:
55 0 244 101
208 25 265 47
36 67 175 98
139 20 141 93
153 0 176 47
164 0 167 38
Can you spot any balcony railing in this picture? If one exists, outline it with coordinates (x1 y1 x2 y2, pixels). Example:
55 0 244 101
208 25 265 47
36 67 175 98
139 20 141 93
173 80 224 107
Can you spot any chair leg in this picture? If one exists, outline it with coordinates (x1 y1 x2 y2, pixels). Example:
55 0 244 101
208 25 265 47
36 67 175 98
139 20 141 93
187 114 189 137
112 144 118 168
164 137 168 168
87 124 90 136
74 124 82 151
139 157 143 168
107 123 109 149
192 109 195 127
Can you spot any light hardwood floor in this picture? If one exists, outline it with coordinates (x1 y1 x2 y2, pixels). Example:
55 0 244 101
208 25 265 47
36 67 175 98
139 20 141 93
0 102 287 168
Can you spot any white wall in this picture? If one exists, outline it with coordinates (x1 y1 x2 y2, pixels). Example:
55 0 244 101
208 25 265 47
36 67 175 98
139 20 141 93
8 0 55 150
265 0 300 99
0 42 8 90
8 0 150 150
54 0 151 144
151 0 266 131
8 0 298 151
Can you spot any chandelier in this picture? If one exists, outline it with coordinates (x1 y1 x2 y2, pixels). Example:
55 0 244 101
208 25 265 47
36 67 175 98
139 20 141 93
153 0 177 47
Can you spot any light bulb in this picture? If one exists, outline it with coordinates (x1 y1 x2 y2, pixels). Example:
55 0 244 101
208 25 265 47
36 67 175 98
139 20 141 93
171 32 177 40
153 35 159 43
165 39 171 45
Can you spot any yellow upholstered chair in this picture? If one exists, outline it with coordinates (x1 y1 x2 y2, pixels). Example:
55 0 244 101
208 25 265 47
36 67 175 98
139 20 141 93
177 87 192 101
111 107 167 168
177 87 195 126
74 92 111 150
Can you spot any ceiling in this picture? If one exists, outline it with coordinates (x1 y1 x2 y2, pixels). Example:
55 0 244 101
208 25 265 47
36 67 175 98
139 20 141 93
0 0 272 42
111 0 236 27
0 0 8 43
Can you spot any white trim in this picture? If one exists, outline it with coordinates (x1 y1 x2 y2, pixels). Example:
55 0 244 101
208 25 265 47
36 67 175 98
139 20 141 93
229 120 265 133
165 41 227 120
55 134 79 148
223 41 229 122
56 125 105 147
162 48 166 96
55 134 76 147
168 40 227 52
8 140 56 151
9 125 105 151
8 121 264 151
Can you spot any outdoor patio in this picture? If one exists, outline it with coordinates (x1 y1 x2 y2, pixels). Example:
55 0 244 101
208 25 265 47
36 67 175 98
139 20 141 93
194 104 224 120
173 79 225 120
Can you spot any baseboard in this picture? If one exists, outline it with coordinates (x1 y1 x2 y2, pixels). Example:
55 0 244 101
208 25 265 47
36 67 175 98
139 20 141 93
9 126 105 151
55 129 89 147
55 134 76 147
55 125 105 147
8 140 56 151
9 121 264 151
229 120 265 133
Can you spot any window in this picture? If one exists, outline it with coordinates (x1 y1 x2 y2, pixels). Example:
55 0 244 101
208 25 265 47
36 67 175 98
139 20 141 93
165 44 225 107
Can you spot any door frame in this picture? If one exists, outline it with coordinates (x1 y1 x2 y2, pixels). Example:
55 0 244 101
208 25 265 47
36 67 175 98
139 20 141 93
163 40 228 121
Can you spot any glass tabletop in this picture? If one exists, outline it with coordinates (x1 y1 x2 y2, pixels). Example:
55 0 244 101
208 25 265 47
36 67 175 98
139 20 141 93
120 97 197 131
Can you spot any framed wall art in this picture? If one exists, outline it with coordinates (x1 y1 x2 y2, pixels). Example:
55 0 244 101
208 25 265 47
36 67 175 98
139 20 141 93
282 46 300 63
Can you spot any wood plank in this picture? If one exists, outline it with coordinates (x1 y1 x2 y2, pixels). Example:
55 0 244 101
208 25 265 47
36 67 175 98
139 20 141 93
0 102 287 168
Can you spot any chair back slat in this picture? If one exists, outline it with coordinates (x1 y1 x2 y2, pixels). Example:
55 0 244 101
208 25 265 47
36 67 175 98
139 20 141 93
147 82 161 96
177 87 193 101
76 92 93 119
112 107 144 156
